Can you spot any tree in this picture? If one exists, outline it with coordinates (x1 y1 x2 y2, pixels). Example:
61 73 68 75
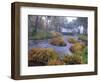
76 17 88 34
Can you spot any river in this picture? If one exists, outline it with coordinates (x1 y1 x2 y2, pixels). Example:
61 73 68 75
28 35 78 58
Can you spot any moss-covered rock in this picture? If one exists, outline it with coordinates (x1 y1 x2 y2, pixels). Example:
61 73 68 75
50 37 66 46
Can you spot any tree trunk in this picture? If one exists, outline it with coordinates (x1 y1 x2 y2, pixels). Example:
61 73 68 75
34 16 39 32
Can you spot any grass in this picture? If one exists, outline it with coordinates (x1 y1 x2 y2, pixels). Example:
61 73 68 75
28 47 88 65
48 59 64 65
69 42 88 64
29 32 53 40
63 54 83 64
70 42 85 53
28 32 88 65
28 48 59 64
29 31 62 40
78 34 87 41
49 37 66 46
82 47 88 63
70 46 88 64
50 31 62 37
68 38 77 43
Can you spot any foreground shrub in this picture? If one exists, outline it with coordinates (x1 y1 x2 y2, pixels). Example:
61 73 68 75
50 37 66 46
68 38 77 43
48 59 64 65
28 48 58 65
63 55 83 64
70 42 85 53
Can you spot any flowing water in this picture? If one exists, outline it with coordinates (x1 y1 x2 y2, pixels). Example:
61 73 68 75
28 35 79 58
